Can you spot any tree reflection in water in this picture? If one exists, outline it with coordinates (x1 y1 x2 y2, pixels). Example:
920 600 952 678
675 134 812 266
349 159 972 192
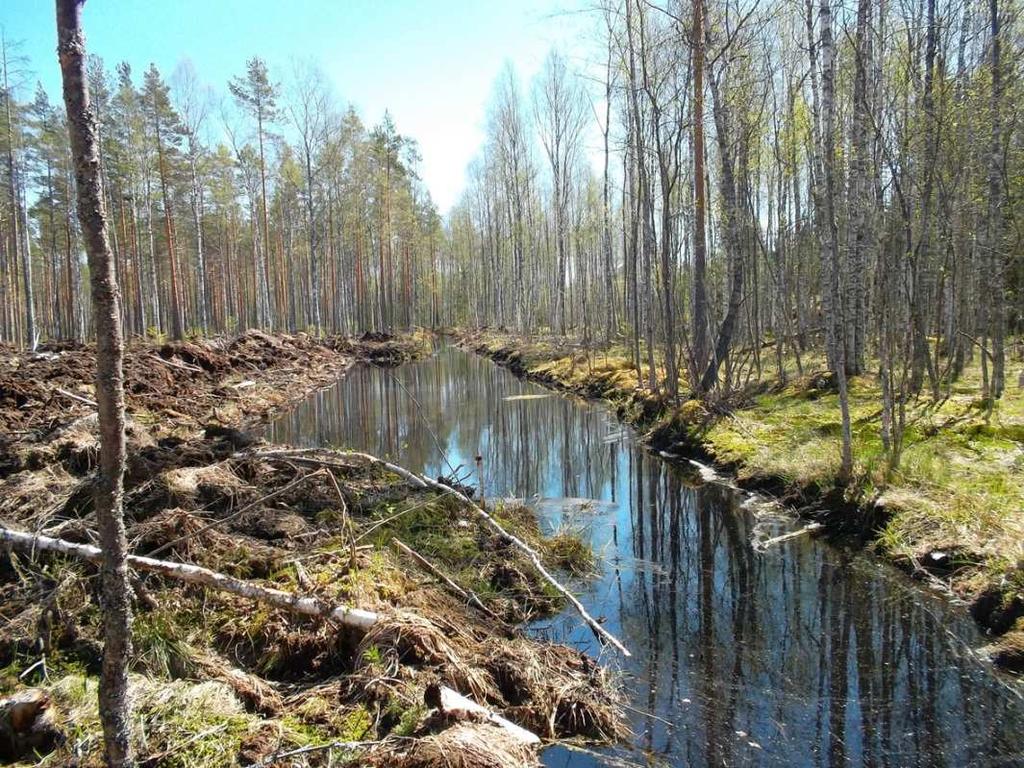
268 345 1024 767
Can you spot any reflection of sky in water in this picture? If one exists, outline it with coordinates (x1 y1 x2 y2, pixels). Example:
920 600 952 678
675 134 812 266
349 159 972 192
267 346 1024 768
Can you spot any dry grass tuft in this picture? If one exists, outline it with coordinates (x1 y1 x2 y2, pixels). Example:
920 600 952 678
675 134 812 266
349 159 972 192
157 464 248 509
356 612 498 704
370 722 540 768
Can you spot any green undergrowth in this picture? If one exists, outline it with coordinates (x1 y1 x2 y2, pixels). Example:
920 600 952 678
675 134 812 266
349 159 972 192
456 328 1023 617
705 370 1023 592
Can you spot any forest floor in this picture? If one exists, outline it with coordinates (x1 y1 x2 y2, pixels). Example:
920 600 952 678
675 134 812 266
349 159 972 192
0 330 624 767
453 327 1024 674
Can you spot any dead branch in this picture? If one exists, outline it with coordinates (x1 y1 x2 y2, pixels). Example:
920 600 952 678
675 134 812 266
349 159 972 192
432 684 541 745
53 388 97 408
354 450 631 656
248 448 631 657
0 526 379 631
148 354 204 374
755 522 823 551
323 467 359 572
392 537 499 619
248 739 393 768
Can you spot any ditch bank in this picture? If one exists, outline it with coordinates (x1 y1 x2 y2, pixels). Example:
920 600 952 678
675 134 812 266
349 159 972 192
0 330 624 766
0 328 433 480
452 327 1024 674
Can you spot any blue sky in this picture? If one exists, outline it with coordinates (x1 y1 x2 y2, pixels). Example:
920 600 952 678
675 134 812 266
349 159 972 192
2 0 597 213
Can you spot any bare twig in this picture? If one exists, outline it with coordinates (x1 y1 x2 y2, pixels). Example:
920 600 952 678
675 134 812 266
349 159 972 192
322 467 358 572
392 537 499 619
148 354 204 374
755 522 823 551
53 388 97 408
247 739 394 767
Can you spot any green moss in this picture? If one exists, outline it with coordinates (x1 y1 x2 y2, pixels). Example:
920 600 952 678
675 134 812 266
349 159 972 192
361 493 479 567
290 697 374 742
392 704 428 737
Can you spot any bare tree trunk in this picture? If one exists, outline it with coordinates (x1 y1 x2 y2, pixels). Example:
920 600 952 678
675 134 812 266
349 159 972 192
601 19 616 344
846 0 872 376
699 49 745 394
188 150 208 333
691 0 709 385
155 130 183 340
18 187 35 348
2 35 35 349
56 2 133 765
816 0 854 479
256 107 274 330
304 150 321 334
908 0 940 397
987 0 1005 399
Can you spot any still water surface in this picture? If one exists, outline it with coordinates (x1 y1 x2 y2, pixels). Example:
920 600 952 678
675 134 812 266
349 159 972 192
267 345 1024 767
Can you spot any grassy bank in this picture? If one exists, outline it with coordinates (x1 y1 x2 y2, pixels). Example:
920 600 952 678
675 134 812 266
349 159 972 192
453 328 1024 672
0 330 622 766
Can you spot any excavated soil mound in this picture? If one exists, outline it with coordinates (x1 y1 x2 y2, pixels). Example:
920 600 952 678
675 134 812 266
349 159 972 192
0 331 624 766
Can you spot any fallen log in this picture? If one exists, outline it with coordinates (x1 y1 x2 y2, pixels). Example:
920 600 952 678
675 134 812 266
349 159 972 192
249 448 632 657
429 684 541 745
0 527 378 631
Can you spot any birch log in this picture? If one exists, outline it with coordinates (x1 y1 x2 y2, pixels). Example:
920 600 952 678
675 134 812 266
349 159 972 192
435 685 541 745
0 527 379 631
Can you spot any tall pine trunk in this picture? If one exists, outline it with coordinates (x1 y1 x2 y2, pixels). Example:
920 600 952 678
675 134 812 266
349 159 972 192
188 147 208 333
3 37 36 349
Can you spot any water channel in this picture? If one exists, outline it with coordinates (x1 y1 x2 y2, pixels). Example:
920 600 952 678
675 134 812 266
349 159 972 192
267 344 1024 768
